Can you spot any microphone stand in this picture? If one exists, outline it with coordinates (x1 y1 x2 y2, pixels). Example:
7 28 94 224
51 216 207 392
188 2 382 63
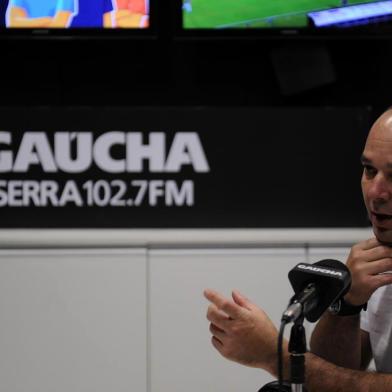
288 316 308 392
258 317 308 392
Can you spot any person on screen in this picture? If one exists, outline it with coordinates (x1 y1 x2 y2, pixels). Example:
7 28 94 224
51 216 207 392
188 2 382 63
205 108 392 391
70 0 115 28
6 0 75 27
114 0 149 28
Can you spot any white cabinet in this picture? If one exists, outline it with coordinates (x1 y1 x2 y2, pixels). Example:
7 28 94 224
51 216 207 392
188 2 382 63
149 248 306 392
0 249 147 392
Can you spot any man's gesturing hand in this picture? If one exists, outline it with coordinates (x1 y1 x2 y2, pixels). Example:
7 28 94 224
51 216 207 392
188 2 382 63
204 288 283 374
345 237 392 306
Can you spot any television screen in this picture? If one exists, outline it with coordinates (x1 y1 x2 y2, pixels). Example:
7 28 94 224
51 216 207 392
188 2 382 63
0 0 150 30
182 0 392 31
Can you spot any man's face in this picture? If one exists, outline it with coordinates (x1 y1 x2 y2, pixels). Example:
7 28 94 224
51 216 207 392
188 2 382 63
361 111 392 245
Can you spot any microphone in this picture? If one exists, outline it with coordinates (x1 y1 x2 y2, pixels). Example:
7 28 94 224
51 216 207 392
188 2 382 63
282 259 351 323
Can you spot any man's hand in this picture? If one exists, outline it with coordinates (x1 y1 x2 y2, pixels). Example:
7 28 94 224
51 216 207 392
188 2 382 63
345 237 392 306
204 288 284 374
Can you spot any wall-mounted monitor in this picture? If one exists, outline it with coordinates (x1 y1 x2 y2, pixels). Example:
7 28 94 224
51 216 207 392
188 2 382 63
0 0 154 38
179 0 392 37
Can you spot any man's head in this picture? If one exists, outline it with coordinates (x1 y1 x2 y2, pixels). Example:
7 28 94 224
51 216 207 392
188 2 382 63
361 109 392 245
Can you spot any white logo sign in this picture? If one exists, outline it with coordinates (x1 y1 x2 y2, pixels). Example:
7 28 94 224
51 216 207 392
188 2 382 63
0 131 210 173
297 264 343 277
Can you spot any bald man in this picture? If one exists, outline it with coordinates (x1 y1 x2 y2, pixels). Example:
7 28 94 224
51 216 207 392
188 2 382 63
205 108 392 391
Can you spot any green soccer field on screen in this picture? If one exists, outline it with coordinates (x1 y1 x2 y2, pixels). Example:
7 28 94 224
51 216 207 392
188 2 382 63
182 0 384 28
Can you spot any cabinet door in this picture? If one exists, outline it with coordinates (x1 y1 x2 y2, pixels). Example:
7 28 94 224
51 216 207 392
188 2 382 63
0 249 147 392
149 248 306 392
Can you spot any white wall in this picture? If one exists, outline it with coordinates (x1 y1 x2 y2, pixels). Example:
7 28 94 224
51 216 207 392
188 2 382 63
0 228 372 392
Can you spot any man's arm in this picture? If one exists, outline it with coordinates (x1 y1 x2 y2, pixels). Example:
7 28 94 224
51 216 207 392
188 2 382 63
310 312 372 370
8 7 52 27
103 11 115 28
114 11 147 28
49 11 73 28
204 288 391 392
305 352 391 392
275 339 389 392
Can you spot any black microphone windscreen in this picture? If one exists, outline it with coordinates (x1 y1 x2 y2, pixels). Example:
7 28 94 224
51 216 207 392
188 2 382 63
314 259 350 273
288 259 351 322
